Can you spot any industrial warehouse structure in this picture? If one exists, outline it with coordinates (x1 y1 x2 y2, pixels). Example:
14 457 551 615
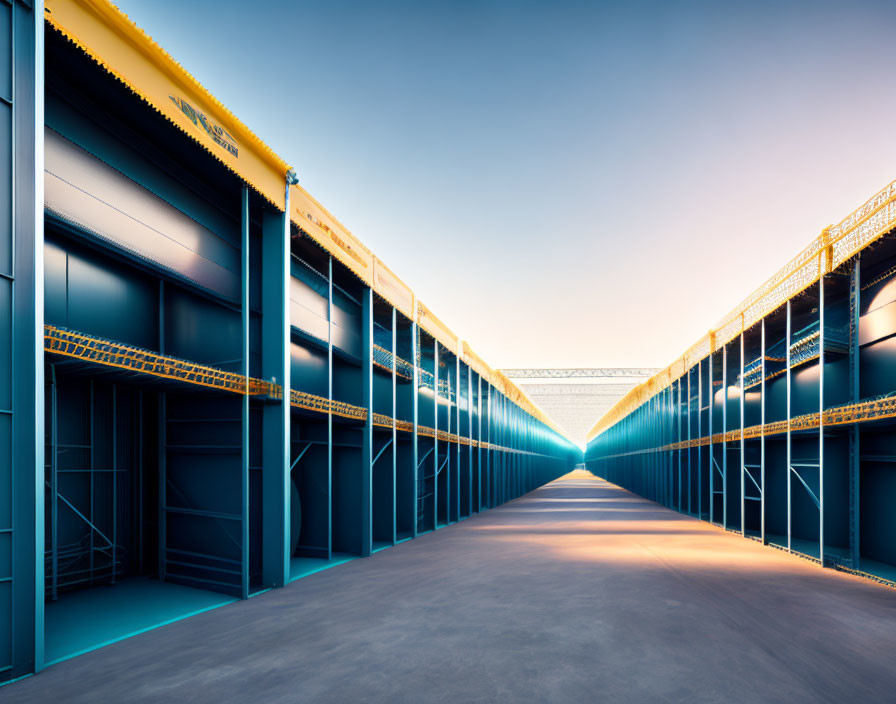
503 368 658 443
1 0 579 680
4 0 896 695
585 180 896 586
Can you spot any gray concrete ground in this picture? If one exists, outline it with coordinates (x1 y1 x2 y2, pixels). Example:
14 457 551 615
7 471 896 703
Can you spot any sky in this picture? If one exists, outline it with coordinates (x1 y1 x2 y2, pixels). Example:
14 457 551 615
114 0 896 370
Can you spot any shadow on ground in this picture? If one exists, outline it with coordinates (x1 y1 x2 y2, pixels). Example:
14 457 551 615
7 469 896 703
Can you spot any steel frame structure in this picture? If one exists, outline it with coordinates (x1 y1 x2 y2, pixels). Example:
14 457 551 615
587 190 896 588
0 4 579 682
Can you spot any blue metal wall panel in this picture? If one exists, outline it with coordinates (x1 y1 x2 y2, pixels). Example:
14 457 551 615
0 4 12 673
290 342 328 398
0 14 581 681
44 92 238 247
44 130 239 301
164 286 240 369
9 0 43 678
43 234 158 350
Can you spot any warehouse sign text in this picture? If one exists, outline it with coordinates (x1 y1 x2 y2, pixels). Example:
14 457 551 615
169 95 239 158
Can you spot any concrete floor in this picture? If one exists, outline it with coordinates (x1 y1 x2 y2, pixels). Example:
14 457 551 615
8 471 896 703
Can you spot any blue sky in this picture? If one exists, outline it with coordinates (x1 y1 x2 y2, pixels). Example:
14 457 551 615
114 0 896 368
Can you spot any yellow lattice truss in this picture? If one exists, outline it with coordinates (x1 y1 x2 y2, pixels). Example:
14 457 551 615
45 325 273 396
45 326 535 454
372 345 413 380
588 179 896 442
42 0 570 443
591 395 896 459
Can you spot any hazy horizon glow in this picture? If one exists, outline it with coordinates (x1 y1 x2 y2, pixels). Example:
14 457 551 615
113 0 896 370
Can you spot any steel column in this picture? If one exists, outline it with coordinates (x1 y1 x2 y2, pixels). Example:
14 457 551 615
240 185 249 598
786 300 792 552
740 330 745 536
849 257 860 567
5 0 44 677
761 317 766 544
433 340 439 526
819 275 825 561
327 256 334 557
708 352 713 525
391 306 397 545
260 184 291 588
411 320 419 537
722 343 727 528
361 287 373 557
698 359 702 519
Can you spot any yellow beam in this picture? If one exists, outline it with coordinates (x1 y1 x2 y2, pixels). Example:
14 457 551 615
45 0 292 208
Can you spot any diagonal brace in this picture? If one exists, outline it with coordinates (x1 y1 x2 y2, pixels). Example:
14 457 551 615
790 465 820 509
373 438 394 466
291 442 313 471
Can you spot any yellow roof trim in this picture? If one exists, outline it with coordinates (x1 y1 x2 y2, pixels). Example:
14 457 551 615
290 184 376 287
44 0 573 446
45 0 292 208
417 301 459 355
586 178 896 444
372 259 415 322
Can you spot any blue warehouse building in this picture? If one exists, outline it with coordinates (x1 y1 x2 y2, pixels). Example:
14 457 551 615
585 182 896 587
6 0 896 698
1 0 579 680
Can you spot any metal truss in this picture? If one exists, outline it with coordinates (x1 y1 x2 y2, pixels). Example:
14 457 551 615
501 368 660 379
596 393 896 459
46 325 537 456
45 325 273 396
588 179 896 442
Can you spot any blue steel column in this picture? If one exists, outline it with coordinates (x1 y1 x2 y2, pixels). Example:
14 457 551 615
500 393 506 503
501 394 505 502
361 287 373 557
495 389 501 504
5 0 44 678
327 256 334 556
468 365 473 515
456 354 461 520
507 398 512 500
722 343 727 528
697 359 702 519
668 387 672 504
818 274 825 561
687 368 692 513
511 398 516 497
411 319 419 537
516 406 521 497
158 393 166 584
849 258 860 567
486 383 498 508
433 340 439 526
676 379 682 510
506 395 511 501
240 186 250 599
740 329 745 536
260 183 291 588
708 349 714 525
786 300 792 552
484 382 490 508
158 290 166 584
508 398 513 500
493 389 498 504
391 306 397 544
760 317 766 544
477 375 482 511
446 351 452 523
